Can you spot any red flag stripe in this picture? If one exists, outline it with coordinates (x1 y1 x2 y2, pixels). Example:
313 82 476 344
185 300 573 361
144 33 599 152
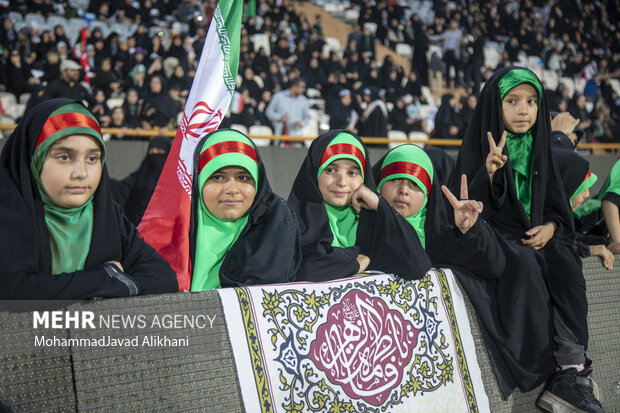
36 112 101 148
320 143 366 172
199 141 258 174
379 161 432 194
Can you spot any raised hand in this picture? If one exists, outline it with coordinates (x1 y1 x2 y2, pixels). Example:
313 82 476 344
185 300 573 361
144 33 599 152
486 131 508 180
351 185 380 213
441 174 484 234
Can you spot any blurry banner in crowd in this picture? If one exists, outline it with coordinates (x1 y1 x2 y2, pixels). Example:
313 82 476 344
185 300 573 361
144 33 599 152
219 269 490 413
79 27 90 83
138 0 243 291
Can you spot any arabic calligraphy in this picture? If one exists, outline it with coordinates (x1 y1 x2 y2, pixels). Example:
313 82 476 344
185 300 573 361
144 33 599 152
307 290 419 406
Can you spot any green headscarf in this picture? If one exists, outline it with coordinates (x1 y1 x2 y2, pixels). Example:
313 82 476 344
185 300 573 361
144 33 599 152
317 132 366 248
575 159 620 217
377 145 434 248
498 68 543 219
191 130 259 291
30 103 105 274
570 171 597 208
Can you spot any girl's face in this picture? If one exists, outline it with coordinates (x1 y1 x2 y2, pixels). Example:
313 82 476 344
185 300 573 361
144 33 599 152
40 135 103 208
318 159 363 207
202 167 255 221
571 188 590 211
380 179 425 218
501 83 538 134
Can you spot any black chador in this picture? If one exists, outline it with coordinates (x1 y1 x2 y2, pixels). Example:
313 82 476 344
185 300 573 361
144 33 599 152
287 130 431 282
450 67 588 398
0 99 177 299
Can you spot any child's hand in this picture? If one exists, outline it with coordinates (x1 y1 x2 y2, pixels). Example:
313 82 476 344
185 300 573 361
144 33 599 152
106 261 125 272
356 254 370 272
351 185 379 213
608 241 620 254
521 222 556 250
441 174 483 234
486 131 508 179
589 245 614 270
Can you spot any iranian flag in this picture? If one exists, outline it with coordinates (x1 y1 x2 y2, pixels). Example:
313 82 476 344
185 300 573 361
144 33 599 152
138 0 243 291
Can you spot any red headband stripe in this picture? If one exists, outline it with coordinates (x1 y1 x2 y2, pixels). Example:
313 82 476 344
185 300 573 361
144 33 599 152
379 161 432 194
320 143 366 171
36 112 101 148
199 141 258 174
584 171 591 182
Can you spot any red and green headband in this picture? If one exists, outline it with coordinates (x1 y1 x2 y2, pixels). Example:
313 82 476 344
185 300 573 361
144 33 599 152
197 130 259 190
317 132 366 179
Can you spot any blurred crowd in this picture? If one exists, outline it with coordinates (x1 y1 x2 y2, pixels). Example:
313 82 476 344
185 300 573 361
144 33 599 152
0 0 619 143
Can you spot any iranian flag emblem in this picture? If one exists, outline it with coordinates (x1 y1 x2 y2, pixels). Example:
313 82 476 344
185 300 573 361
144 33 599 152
138 0 243 291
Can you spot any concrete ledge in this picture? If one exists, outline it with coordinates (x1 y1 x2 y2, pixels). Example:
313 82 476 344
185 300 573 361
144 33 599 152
0 257 618 412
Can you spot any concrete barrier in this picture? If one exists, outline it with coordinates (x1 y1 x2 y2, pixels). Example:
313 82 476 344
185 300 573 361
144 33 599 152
0 257 618 412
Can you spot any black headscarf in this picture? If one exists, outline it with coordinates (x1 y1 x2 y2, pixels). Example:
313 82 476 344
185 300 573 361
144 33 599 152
0 99 177 299
451 66 574 241
112 137 172 225
188 129 301 288
287 130 431 281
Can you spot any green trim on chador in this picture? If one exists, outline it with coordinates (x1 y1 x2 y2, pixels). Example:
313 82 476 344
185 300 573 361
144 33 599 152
377 145 434 248
29 103 106 274
191 130 257 291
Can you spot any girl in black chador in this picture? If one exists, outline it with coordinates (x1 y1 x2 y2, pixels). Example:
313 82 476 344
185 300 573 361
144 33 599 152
452 67 603 412
0 99 178 299
287 130 431 282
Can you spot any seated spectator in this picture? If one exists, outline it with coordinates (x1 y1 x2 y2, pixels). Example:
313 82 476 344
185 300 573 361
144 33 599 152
42 59 91 103
111 137 172 225
389 97 419 134
122 89 143 129
554 149 613 269
433 93 464 140
328 89 358 132
357 88 388 139
189 129 300 290
265 78 310 137
90 89 111 125
287 130 431 281
140 75 180 131
0 99 177 299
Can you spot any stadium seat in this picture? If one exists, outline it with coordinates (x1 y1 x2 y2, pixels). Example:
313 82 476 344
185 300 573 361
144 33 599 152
483 47 500 69
344 8 360 24
248 125 273 147
106 98 124 110
387 130 408 149
363 22 377 35
8 11 23 23
395 43 413 59
408 131 430 148
230 124 249 135
542 70 559 91
306 88 322 99
24 13 45 28
18 93 31 105
45 16 66 32
4 103 25 120
560 77 576 98
610 79 620 95
0 92 17 109
251 33 271 56
574 77 586 95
